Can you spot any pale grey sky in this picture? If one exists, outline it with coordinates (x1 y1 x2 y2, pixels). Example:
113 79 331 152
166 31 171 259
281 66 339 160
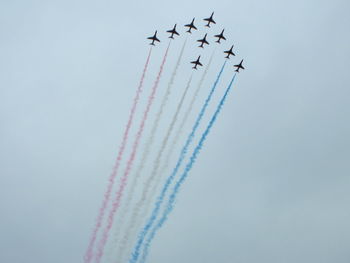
1 0 349 262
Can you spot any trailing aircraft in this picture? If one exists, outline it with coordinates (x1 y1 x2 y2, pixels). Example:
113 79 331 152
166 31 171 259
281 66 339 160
191 56 203 70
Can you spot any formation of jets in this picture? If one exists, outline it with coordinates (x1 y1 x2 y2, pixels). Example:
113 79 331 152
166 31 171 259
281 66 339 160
147 12 245 72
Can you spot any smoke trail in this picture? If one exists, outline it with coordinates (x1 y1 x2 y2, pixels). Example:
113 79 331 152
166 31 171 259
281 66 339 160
119 74 193 263
136 51 217 251
140 73 237 263
159 50 215 182
95 42 171 263
83 47 152 263
132 53 216 258
109 40 187 262
129 61 227 263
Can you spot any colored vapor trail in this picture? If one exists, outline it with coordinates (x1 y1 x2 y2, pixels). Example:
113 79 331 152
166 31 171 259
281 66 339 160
120 74 193 263
95 43 171 263
160 50 215 179
129 61 227 263
139 73 195 231
140 73 237 263
112 40 187 262
83 47 152 263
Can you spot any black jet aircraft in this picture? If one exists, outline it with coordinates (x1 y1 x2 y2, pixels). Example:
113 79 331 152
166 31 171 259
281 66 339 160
197 33 209 48
234 60 245 72
224 45 235 59
184 18 197 33
147 31 160 46
167 24 180 39
204 12 216 27
191 56 203 70
214 29 226 43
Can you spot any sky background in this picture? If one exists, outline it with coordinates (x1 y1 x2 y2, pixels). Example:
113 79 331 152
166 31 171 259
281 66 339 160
1 0 350 262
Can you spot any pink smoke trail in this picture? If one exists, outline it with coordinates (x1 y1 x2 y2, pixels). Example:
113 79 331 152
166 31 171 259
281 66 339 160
95 42 171 263
83 47 152 263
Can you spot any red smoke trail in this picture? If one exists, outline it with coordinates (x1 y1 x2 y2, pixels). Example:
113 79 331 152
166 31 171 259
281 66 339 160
83 47 152 263
95 42 171 263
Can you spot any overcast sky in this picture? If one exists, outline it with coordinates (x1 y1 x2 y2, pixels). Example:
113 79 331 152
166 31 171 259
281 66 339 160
1 0 350 262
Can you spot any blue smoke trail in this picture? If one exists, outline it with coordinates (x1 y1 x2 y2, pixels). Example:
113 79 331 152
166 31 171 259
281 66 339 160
129 61 227 263
139 73 237 263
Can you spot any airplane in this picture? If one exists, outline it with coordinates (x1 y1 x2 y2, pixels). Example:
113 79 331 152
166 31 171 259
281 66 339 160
234 60 245 72
204 12 216 27
224 45 235 59
214 29 226 43
167 24 180 39
197 33 209 48
191 56 203 70
184 18 197 33
147 31 160 45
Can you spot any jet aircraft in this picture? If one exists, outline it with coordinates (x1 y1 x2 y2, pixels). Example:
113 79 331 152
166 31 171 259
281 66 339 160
184 18 197 33
214 29 226 43
147 31 160 45
191 56 203 70
204 12 216 27
167 24 180 39
224 45 235 59
197 33 209 48
234 60 245 72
